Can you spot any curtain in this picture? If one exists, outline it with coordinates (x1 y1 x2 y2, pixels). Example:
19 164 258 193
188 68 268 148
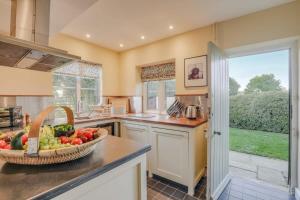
141 62 175 82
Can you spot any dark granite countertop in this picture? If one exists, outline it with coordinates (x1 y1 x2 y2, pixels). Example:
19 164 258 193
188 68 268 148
0 136 151 200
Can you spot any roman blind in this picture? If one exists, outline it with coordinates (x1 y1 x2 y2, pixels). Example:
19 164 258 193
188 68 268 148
141 62 175 82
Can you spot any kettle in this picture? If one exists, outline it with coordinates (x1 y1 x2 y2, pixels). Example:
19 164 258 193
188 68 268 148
185 105 200 119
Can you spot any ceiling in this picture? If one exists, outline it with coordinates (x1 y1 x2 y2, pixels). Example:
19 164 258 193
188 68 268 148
54 0 294 51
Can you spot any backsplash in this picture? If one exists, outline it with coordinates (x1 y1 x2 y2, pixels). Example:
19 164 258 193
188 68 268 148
1 94 208 119
16 96 54 119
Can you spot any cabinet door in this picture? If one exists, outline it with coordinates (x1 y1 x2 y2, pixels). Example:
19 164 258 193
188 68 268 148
121 122 148 145
151 127 189 184
121 122 150 171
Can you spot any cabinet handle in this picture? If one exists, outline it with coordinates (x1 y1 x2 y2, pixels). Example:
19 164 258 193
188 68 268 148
214 131 221 135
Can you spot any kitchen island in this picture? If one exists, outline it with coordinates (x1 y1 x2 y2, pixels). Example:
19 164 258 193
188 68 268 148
0 136 151 200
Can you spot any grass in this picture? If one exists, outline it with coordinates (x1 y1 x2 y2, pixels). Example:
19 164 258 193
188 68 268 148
230 128 289 160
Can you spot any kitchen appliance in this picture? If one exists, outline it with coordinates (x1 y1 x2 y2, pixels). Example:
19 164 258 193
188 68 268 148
185 105 200 119
0 0 80 72
0 106 23 130
88 122 116 136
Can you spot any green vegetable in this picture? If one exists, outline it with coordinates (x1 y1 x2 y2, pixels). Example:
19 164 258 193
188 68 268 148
54 124 74 137
11 131 25 150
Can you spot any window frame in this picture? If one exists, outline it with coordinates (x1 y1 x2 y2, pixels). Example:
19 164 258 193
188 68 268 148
143 79 175 114
53 62 102 114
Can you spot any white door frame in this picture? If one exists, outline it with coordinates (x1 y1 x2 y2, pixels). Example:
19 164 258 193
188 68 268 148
225 37 299 194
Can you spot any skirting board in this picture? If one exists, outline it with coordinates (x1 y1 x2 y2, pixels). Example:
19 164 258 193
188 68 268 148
295 188 300 200
211 174 231 200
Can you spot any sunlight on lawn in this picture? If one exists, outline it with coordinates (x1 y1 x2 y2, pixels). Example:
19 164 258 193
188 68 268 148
229 128 289 160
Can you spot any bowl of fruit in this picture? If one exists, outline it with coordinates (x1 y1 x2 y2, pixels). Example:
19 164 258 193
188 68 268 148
0 106 108 165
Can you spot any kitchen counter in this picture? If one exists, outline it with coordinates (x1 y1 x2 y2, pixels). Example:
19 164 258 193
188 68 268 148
74 114 208 128
0 136 151 200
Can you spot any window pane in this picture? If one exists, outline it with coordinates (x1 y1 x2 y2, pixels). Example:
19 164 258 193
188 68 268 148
53 74 76 87
81 89 98 111
165 79 176 109
53 61 102 116
81 77 97 89
147 81 159 110
53 87 77 117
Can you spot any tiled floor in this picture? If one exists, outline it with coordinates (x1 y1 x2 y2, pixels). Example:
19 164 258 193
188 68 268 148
147 175 295 200
147 175 207 200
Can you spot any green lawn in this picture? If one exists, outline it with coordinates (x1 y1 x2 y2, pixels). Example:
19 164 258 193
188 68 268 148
230 128 289 160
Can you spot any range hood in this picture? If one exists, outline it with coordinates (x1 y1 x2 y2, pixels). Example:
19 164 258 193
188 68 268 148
0 0 81 72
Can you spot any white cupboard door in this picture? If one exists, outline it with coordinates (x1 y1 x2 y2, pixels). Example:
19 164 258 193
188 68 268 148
121 123 148 145
152 128 188 184
121 122 150 171
207 42 230 200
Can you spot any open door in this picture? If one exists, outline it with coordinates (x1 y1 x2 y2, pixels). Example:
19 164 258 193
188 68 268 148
207 42 230 200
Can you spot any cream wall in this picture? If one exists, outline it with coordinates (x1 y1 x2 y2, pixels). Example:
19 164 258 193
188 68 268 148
217 0 300 49
49 34 120 96
119 26 214 96
0 66 52 96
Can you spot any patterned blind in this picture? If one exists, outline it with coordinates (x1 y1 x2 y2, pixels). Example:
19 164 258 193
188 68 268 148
55 61 101 78
141 62 175 82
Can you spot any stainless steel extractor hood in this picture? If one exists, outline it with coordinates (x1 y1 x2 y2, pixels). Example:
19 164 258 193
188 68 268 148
0 0 81 72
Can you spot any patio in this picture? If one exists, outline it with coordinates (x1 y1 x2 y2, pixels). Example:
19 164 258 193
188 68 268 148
229 151 289 191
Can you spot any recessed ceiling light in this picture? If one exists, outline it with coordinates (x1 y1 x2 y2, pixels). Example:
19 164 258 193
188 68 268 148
85 33 91 38
120 43 124 48
169 25 174 30
140 35 145 40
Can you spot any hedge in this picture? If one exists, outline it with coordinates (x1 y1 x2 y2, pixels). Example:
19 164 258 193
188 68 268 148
230 91 289 134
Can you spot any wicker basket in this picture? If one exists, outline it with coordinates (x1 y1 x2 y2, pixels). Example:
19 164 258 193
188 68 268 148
0 106 108 165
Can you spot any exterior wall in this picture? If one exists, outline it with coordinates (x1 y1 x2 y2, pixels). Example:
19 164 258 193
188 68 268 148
49 34 121 96
119 26 214 96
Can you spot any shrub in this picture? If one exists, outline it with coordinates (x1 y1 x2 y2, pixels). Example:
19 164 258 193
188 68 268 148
230 91 289 134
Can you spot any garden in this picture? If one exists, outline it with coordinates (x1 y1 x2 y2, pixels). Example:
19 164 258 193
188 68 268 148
229 74 289 160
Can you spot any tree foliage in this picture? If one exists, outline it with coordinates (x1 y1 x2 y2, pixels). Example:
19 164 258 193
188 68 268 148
230 91 289 134
229 77 240 96
245 74 281 94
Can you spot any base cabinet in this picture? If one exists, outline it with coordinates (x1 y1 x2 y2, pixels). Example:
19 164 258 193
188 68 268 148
151 127 189 184
121 122 150 170
53 155 147 200
120 120 207 196
121 122 148 144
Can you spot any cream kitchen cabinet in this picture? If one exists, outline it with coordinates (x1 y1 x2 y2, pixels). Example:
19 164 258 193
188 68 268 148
120 120 207 196
150 127 189 185
120 121 151 171
120 122 149 145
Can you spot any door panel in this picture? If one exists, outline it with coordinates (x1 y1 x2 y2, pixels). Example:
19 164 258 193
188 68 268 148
207 42 230 200
121 123 148 144
151 128 189 184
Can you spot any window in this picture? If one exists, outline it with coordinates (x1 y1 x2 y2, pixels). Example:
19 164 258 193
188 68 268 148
53 62 102 117
143 79 176 113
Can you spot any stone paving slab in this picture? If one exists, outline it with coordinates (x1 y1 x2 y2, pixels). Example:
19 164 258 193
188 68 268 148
257 166 287 187
229 151 288 188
